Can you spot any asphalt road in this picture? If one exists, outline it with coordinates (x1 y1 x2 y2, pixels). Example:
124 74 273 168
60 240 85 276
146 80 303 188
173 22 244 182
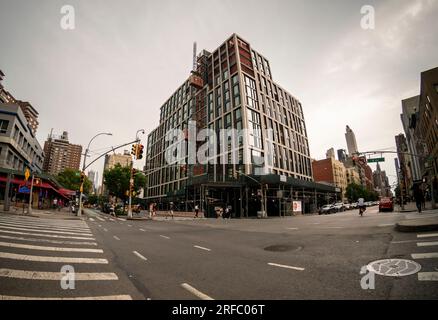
0 207 437 300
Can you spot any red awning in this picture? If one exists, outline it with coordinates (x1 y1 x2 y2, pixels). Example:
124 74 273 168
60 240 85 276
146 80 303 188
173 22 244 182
0 177 75 199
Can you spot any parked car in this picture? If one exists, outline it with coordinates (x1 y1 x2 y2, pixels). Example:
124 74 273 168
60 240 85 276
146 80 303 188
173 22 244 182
333 202 345 212
379 197 394 212
343 203 351 210
319 204 335 215
350 202 358 209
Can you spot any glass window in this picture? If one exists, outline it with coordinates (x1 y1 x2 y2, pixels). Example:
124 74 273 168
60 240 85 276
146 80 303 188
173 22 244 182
0 120 9 134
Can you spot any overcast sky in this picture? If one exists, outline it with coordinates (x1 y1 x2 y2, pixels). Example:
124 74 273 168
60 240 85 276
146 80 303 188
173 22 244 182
1 0 437 188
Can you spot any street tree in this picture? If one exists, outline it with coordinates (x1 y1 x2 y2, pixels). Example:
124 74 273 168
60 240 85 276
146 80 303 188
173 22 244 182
57 168 92 194
103 164 146 209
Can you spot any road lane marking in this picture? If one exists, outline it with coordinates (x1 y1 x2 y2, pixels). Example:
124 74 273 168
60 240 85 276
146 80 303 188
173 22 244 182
378 223 395 227
286 227 298 230
268 262 305 271
0 252 108 264
89 218 95 222
113 236 120 241
103 228 108 232
109 218 116 222
139 229 145 232
127 224 132 227
0 235 97 246
95 216 105 222
160 235 170 239
0 229 95 240
418 272 438 281
0 268 117 280
0 295 132 300
322 227 343 229
117 218 126 221
0 241 103 253
0 217 88 228
194 245 211 252
0 220 91 232
0 225 92 236
181 283 214 300
417 233 438 238
411 252 438 259
417 241 438 247
133 251 147 261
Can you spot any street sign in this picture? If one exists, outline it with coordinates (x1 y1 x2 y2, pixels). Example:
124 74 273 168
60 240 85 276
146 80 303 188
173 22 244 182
24 168 30 181
368 157 385 163
19 186 30 194
292 201 302 212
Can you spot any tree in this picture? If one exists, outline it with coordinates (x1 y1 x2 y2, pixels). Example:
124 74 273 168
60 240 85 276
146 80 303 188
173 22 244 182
57 169 92 194
103 164 146 205
346 183 364 202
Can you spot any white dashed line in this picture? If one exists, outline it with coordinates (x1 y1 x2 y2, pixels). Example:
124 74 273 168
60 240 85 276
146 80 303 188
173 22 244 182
133 251 147 261
417 233 438 238
127 225 132 227
286 227 298 230
194 245 211 252
139 229 145 232
411 252 438 259
378 223 395 227
417 241 438 247
268 262 305 271
103 228 108 232
160 235 170 239
113 236 120 241
181 283 214 300
418 272 438 281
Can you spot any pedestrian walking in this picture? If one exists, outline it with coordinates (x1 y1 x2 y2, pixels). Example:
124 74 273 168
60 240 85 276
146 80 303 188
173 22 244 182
194 204 199 218
168 202 174 219
358 197 366 216
109 203 117 217
413 184 424 213
149 203 154 219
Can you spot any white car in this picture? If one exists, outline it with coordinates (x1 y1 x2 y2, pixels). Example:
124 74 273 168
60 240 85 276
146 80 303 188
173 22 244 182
319 205 335 215
333 202 345 212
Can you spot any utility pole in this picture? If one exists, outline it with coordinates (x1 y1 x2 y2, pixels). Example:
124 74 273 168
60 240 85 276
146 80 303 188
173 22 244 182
28 173 34 215
3 173 12 211
128 129 145 219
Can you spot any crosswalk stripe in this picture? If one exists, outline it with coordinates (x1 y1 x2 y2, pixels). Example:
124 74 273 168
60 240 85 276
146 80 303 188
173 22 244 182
95 216 105 222
0 229 95 240
0 295 132 300
0 252 108 264
0 268 118 280
109 218 116 222
0 225 92 236
0 241 103 253
417 233 438 238
89 218 95 222
0 234 97 246
0 221 90 232
117 218 126 221
133 251 147 261
411 252 438 259
0 216 87 228
417 241 438 247
418 272 438 281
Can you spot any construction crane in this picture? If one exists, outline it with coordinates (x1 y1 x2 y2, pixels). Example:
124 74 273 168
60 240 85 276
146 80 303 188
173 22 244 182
189 42 203 89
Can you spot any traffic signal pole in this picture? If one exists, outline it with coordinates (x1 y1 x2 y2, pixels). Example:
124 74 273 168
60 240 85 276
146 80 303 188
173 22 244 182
128 129 145 219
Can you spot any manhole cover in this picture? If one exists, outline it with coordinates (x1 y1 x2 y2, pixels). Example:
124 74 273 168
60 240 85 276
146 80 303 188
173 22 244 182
264 245 302 252
367 259 421 277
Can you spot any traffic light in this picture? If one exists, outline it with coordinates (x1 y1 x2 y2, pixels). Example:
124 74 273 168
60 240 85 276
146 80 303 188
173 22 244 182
137 144 144 159
80 172 85 184
131 144 138 158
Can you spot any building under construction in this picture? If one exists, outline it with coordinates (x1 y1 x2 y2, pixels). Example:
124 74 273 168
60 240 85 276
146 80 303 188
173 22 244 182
144 34 339 217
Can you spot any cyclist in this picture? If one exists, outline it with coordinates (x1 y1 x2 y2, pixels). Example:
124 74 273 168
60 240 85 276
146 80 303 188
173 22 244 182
358 197 366 216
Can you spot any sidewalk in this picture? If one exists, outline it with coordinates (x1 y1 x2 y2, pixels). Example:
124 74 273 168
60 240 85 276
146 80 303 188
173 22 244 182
395 203 438 232
0 205 81 220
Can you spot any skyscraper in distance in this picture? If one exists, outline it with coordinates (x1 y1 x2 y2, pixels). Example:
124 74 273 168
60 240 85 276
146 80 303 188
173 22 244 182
345 125 359 156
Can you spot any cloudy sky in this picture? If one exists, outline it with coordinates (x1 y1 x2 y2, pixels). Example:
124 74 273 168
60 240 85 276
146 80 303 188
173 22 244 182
1 0 437 188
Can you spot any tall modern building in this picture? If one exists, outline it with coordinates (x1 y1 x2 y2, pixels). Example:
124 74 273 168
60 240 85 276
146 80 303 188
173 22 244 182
345 125 359 156
373 163 391 197
395 133 412 198
88 170 96 193
326 148 335 159
42 131 82 175
337 149 347 163
145 34 338 216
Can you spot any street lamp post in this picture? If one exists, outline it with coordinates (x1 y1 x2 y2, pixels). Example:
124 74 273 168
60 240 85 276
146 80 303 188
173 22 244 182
78 132 112 217
127 129 145 219
235 169 267 219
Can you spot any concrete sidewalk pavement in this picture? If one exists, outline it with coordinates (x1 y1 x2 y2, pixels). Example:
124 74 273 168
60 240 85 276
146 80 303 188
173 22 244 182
0 205 81 220
396 207 438 232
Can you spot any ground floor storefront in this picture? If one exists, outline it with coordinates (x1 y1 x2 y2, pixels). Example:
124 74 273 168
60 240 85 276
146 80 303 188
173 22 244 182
146 174 340 218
